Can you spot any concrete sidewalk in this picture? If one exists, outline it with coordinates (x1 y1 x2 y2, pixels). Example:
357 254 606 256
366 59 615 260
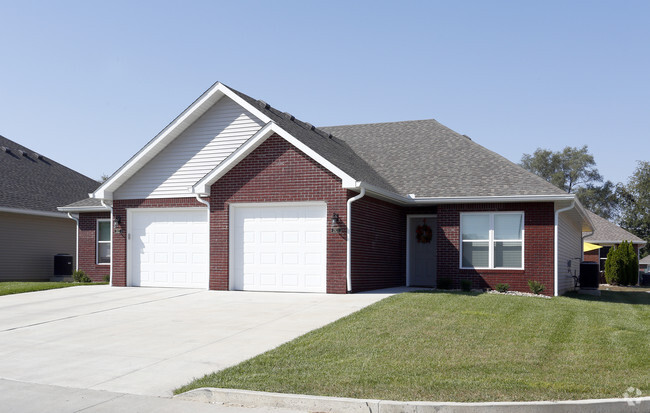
0 379 301 413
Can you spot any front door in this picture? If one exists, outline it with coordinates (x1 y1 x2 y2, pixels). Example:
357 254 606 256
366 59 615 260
408 216 437 287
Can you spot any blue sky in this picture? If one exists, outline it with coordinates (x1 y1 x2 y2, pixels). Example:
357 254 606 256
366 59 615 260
1 1 648 185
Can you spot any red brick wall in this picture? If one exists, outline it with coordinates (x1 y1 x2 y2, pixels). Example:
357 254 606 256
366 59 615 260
111 197 206 286
437 202 555 295
584 249 599 263
78 212 111 282
209 135 349 293
350 195 406 292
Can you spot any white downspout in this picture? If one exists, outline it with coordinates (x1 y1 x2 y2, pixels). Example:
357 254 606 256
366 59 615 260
346 185 366 292
100 200 113 287
554 201 575 297
67 213 80 271
195 194 211 287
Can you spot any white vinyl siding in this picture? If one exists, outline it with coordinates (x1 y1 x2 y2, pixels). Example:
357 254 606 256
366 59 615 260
460 212 524 269
557 212 583 295
114 97 264 199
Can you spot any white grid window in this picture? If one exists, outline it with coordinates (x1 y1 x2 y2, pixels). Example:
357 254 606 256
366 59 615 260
460 212 524 269
97 219 111 265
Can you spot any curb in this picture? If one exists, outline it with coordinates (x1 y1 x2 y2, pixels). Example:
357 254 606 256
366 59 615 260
175 388 650 413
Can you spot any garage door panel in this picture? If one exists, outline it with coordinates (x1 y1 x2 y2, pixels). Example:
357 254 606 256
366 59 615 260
233 204 326 293
130 209 208 288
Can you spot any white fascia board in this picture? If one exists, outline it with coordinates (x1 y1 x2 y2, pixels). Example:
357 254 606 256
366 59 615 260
351 184 581 206
93 82 271 200
193 122 357 194
0 206 70 219
57 205 110 213
409 194 576 204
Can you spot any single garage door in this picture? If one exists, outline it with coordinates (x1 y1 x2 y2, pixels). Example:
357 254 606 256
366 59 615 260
232 203 327 292
129 209 209 288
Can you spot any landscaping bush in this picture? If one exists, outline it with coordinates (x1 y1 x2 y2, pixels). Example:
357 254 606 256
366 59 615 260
460 280 472 292
495 283 509 293
437 278 452 289
72 270 91 283
606 241 639 285
625 241 639 285
103 274 110 283
527 280 545 295
605 245 620 285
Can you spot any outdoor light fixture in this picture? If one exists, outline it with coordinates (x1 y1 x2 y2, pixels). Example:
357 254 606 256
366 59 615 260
331 213 344 234
113 215 122 233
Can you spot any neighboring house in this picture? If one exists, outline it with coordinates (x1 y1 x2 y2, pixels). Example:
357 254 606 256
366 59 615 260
0 135 100 281
59 82 594 295
582 210 646 281
640 255 650 273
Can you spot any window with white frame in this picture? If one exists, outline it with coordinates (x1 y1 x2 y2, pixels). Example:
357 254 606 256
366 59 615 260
460 212 524 269
97 219 111 264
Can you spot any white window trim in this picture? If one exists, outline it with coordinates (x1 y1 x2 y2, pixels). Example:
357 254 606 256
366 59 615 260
97 219 111 265
459 211 525 270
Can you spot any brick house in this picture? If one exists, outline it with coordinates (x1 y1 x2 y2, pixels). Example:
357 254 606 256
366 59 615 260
59 82 594 296
582 210 646 282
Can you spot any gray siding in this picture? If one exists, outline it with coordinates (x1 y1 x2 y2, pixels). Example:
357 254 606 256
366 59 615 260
557 212 582 295
0 212 76 281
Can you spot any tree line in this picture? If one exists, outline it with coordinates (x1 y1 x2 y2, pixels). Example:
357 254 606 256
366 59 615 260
520 146 649 257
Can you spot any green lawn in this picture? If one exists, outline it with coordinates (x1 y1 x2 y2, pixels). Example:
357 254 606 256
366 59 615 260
176 290 650 402
0 281 104 296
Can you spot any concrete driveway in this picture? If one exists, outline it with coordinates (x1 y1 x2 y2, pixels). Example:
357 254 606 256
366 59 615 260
0 286 398 397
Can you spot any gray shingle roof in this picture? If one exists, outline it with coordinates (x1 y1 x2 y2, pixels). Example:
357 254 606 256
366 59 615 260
59 198 105 210
230 85 565 198
583 210 645 244
228 87 397 192
0 135 100 213
640 255 650 265
320 120 568 198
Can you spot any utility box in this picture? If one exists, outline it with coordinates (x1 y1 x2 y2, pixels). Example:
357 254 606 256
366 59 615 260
53 254 73 276
579 261 600 290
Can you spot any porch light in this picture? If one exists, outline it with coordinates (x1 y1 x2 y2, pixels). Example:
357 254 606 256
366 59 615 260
331 213 344 234
113 215 122 233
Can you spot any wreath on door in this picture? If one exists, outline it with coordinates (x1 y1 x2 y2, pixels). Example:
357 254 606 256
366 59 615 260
416 219 433 244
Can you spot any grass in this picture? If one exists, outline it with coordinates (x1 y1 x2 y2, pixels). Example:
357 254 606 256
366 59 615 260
176 290 650 402
0 281 105 296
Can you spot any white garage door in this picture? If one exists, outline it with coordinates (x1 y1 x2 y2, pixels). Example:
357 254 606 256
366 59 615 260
232 203 327 293
129 209 209 288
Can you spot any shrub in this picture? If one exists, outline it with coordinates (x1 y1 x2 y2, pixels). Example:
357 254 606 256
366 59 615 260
625 241 639 286
460 280 472 292
605 245 620 285
495 283 510 293
437 278 452 290
528 280 545 295
103 274 110 283
72 270 91 283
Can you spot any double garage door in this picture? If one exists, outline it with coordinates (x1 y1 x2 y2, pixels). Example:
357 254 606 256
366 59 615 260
129 204 327 292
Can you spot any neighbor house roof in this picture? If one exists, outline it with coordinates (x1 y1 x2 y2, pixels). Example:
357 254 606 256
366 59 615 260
583 210 646 244
640 255 650 265
0 135 100 214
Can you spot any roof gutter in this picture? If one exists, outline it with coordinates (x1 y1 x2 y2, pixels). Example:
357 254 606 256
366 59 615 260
554 201 576 297
100 200 114 287
347 184 366 292
349 183 578 206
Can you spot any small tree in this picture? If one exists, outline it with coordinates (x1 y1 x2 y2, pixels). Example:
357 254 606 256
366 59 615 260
625 241 639 286
605 245 620 285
